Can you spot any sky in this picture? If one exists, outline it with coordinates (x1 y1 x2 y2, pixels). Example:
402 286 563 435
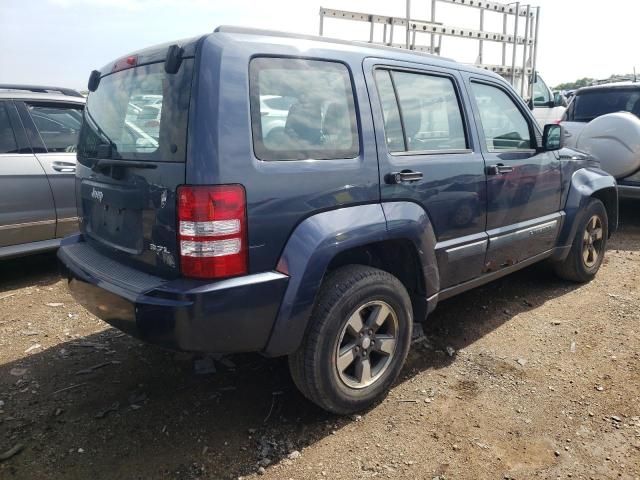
0 0 638 89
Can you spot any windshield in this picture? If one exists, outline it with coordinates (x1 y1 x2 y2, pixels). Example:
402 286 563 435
78 59 193 163
570 89 640 122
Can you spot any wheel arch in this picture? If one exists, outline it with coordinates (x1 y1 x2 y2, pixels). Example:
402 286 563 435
553 167 618 261
262 202 438 357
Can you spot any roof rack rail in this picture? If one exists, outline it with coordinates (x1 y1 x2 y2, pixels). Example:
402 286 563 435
0 84 84 98
214 25 451 62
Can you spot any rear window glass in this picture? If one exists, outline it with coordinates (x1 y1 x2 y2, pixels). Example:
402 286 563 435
250 58 359 161
570 89 640 122
78 59 193 162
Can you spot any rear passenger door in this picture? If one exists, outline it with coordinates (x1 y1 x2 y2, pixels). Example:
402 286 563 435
364 59 488 290
0 101 56 247
465 78 562 271
17 101 82 238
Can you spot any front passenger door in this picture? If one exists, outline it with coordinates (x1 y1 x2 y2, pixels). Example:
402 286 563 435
468 79 562 272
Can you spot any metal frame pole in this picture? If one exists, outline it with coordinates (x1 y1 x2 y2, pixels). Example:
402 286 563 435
430 0 436 52
369 16 375 43
511 2 520 86
521 5 531 97
531 6 541 92
319 8 324 36
406 0 411 49
502 12 507 65
478 9 485 64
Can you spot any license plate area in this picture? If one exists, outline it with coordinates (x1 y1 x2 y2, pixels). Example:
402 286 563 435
86 202 143 253
81 180 145 254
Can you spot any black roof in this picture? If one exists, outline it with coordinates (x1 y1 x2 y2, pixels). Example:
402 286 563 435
0 84 84 98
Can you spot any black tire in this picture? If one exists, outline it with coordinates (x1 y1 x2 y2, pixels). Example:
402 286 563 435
554 198 608 283
288 265 413 414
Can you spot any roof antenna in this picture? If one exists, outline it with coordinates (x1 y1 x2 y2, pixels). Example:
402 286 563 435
634 66 637 83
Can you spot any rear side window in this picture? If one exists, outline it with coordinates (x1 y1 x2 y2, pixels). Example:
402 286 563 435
569 89 640 122
374 69 467 153
28 104 83 153
471 82 532 151
374 71 405 153
0 103 18 154
250 58 359 161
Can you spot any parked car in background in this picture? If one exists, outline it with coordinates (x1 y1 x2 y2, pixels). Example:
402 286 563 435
531 74 567 127
260 94 294 139
561 82 640 198
0 85 84 259
58 28 617 415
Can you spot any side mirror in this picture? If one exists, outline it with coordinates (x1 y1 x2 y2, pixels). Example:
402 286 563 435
542 124 563 151
553 92 568 108
527 97 535 111
88 70 101 92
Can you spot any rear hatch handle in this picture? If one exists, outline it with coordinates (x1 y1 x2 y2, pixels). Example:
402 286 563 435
91 158 158 171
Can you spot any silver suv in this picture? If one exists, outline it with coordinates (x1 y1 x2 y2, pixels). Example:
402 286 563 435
0 85 85 258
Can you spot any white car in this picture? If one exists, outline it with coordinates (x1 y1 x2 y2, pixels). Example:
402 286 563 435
259 95 294 139
530 74 567 127
561 82 640 199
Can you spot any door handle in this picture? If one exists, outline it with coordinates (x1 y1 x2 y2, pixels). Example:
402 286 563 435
52 161 76 173
486 164 514 175
386 170 424 184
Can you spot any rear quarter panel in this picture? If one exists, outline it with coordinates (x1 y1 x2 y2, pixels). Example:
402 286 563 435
188 35 380 274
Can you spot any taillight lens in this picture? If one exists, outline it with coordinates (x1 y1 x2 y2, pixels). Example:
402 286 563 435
177 185 248 279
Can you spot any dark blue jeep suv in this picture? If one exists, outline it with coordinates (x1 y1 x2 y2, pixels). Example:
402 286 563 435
58 27 618 414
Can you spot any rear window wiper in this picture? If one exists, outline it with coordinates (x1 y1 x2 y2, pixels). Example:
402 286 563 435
85 109 120 160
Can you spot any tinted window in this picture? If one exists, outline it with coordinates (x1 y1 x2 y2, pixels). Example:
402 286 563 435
392 71 467 152
0 103 18 154
79 59 193 163
471 83 532 151
570 89 640 122
374 70 405 152
250 58 359 161
28 104 82 153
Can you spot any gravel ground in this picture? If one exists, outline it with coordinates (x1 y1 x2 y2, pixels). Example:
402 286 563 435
0 202 639 480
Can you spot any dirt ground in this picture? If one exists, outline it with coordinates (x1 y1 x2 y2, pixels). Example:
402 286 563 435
0 203 639 480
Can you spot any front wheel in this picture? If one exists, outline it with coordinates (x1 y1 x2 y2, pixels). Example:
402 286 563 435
554 198 608 283
288 265 413 414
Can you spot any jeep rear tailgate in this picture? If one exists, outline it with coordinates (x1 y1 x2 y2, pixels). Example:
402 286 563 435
76 44 196 278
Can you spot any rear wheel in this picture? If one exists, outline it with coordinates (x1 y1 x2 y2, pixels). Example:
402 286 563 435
288 265 412 414
554 198 608 283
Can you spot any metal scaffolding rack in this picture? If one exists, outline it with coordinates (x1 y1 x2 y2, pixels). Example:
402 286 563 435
318 0 540 99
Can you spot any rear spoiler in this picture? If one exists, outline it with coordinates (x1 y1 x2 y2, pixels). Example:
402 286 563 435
0 84 84 98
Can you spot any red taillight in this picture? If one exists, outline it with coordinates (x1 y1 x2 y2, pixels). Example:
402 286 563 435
177 185 248 279
111 55 138 73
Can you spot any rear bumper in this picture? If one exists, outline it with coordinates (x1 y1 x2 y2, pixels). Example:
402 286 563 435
58 235 289 353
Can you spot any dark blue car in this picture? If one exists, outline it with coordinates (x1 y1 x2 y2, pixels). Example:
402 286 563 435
58 27 617 414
